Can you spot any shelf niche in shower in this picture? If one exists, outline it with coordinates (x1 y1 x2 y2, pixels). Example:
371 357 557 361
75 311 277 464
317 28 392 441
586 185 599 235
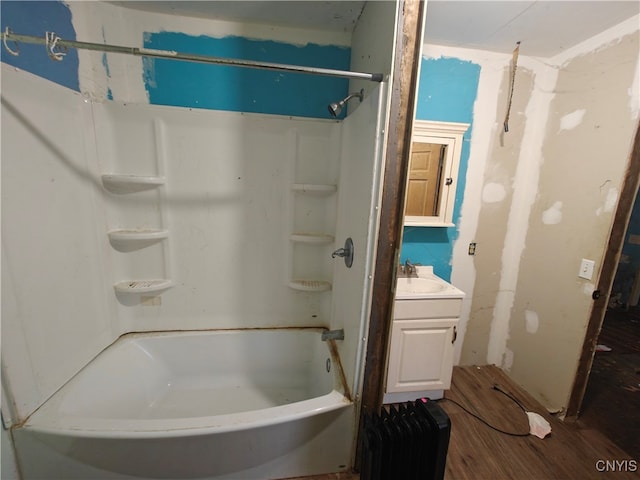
288 182 337 294
101 174 165 194
288 280 332 292
108 229 169 243
114 279 173 294
107 229 169 252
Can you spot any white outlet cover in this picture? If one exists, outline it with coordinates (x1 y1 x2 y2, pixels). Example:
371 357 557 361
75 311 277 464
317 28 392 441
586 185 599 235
579 259 595 280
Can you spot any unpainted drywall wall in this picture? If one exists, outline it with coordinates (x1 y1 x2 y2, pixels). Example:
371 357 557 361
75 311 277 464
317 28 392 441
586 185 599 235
461 67 535 365
416 19 638 411
507 32 639 410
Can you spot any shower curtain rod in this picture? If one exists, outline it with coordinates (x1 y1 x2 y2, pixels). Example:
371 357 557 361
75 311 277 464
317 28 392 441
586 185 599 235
1 29 384 82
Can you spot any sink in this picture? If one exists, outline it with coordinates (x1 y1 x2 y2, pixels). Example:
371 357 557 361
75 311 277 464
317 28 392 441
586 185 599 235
395 266 465 299
396 277 447 294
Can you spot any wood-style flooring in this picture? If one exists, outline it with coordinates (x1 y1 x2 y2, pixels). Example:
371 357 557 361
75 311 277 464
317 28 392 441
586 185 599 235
289 364 637 480
441 365 636 479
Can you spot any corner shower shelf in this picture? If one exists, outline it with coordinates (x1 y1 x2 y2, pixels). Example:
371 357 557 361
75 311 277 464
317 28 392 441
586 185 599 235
290 233 335 244
288 280 332 292
101 174 166 193
114 279 173 294
291 184 337 195
108 229 169 243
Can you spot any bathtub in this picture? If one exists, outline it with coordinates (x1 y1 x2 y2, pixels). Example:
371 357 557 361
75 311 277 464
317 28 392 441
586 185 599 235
12 328 354 479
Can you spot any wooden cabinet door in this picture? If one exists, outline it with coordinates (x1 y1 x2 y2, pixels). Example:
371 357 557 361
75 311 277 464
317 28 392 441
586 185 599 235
386 318 457 393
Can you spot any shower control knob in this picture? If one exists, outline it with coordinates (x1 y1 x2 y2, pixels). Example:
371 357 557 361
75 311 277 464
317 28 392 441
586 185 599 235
331 237 354 268
332 248 347 258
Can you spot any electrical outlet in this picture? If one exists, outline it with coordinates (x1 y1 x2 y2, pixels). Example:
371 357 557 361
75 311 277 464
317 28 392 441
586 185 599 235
579 259 595 280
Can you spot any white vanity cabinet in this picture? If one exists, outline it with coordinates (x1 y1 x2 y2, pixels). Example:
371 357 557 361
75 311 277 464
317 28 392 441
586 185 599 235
384 295 462 403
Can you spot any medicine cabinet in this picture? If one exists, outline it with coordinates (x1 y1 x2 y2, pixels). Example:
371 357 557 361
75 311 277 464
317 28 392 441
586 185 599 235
404 120 469 227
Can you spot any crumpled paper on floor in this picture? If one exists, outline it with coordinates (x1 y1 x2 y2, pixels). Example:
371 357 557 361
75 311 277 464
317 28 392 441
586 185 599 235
526 411 552 439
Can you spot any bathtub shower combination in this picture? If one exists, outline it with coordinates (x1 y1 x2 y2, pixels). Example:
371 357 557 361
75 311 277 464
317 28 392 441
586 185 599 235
2 19 387 478
12 329 354 479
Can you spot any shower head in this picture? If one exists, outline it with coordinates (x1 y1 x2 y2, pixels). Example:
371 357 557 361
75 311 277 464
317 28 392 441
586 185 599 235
328 89 364 117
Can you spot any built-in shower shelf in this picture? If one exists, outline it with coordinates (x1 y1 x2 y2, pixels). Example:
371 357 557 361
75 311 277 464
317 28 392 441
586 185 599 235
290 233 335 244
102 174 166 193
291 184 337 195
114 279 173 294
288 280 332 292
108 229 169 243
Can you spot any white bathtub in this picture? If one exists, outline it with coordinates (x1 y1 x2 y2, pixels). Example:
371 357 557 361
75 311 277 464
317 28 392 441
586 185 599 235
12 329 354 479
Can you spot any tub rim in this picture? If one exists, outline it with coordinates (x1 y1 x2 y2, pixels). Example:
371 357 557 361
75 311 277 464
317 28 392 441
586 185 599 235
23 390 351 439
21 327 352 439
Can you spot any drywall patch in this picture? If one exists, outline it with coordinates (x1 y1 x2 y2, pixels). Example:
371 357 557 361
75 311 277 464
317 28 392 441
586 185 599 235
604 187 619 213
559 109 586 131
524 310 539 334
503 348 514 371
583 282 596 296
596 187 619 216
486 63 558 367
482 182 507 203
542 201 563 225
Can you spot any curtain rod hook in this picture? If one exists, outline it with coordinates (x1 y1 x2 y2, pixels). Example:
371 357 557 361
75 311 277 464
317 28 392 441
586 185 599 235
3 27 19 56
45 31 66 61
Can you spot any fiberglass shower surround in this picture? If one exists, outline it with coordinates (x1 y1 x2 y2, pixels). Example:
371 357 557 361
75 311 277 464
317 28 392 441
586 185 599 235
1 22 389 477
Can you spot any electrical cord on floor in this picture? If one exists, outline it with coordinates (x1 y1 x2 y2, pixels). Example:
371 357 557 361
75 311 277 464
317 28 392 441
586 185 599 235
492 383 527 411
437 384 530 437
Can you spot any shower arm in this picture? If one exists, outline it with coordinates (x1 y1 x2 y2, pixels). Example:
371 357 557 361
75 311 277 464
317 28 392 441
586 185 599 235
2 29 384 83
341 92 363 104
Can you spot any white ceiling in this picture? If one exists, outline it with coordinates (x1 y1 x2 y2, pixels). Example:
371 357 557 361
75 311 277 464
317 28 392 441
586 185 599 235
111 1 367 32
424 1 640 57
112 1 640 57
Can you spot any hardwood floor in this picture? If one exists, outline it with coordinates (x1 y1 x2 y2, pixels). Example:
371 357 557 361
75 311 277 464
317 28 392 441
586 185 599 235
441 366 637 479
288 365 637 480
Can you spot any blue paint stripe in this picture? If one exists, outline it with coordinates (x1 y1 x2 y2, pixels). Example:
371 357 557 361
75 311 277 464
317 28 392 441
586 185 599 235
143 32 351 119
1 0 79 92
401 57 481 281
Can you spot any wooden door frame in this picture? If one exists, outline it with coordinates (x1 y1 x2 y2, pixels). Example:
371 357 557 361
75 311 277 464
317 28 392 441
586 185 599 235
565 122 640 420
357 0 424 425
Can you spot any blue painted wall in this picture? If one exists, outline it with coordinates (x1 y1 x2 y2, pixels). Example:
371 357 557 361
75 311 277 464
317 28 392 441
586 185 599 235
0 3 351 120
0 1 79 91
401 57 480 281
143 32 351 119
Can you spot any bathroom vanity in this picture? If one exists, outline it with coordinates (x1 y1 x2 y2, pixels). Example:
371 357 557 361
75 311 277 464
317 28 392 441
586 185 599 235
384 266 465 403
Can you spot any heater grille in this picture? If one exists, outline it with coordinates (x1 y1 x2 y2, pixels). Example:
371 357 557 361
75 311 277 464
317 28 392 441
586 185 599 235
360 399 451 480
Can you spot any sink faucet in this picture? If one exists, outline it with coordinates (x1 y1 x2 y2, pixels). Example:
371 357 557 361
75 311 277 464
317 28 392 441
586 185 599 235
404 259 417 277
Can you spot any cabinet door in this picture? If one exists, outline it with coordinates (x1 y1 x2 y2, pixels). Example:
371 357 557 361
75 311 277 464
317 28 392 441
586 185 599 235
385 318 457 393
